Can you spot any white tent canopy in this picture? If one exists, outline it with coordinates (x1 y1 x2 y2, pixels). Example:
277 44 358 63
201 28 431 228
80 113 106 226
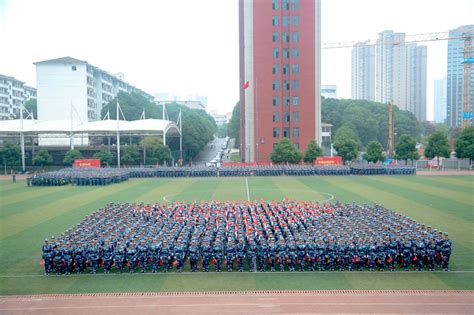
0 119 180 135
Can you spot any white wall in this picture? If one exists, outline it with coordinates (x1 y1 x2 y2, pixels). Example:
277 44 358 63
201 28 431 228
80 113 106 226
37 63 88 122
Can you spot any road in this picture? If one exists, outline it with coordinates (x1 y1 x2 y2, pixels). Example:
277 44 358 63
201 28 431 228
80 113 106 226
191 137 229 166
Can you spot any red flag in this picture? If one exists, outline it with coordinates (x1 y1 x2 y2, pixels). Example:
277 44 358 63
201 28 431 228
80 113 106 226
243 80 250 89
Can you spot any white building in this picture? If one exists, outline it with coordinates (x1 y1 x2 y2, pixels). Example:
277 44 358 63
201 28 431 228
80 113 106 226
434 77 447 123
0 74 37 120
209 110 231 125
376 30 408 110
155 100 207 111
406 44 427 121
321 85 337 99
35 57 153 123
351 42 376 101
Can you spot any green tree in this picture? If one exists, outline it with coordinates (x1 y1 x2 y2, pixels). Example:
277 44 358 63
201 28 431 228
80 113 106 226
139 136 171 165
63 149 83 166
425 130 450 166
227 102 241 148
122 145 140 165
303 139 323 164
32 148 53 167
24 99 37 119
0 143 21 168
93 149 113 167
455 126 474 162
395 135 419 162
363 141 385 163
333 126 359 162
101 91 160 120
270 138 303 164
216 123 228 138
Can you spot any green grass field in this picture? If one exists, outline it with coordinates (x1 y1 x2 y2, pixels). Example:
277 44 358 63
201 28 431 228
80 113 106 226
0 175 473 295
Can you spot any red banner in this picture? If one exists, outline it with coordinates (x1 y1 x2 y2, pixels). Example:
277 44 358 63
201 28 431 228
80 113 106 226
73 159 101 168
314 156 342 165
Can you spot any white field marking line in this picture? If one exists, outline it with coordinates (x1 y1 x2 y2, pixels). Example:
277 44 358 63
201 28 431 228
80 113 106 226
162 190 246 203
1 302 472 311
1 270 473 278
245 177 250 201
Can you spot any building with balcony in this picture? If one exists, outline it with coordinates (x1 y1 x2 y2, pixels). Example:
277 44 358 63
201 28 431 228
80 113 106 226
0 74 37 120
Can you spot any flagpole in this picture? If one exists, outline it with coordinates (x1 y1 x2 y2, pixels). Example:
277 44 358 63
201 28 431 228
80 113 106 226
116 98 121 168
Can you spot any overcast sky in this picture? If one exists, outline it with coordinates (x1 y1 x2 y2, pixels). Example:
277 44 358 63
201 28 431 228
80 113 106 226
0 0 473 120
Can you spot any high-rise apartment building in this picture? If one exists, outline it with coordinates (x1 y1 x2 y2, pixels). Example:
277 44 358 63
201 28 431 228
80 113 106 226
406 44 427 121
446 25 474 127
351 42 375 101
376 30 407 110
239 0 321 162
34 57 153 123
434 77 447 123
0 74 36 120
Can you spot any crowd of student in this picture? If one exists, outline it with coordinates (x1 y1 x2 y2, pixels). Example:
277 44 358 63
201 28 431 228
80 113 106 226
42 200 451 275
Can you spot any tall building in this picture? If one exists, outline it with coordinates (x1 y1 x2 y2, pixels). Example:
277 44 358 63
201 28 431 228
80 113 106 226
376 30 407 110
239 0 321 162
406 44 427 121
351 42 375 101
0 74 37 120
321 85 337 99
34 57 153 123
434 76 447 123
446 25 474 128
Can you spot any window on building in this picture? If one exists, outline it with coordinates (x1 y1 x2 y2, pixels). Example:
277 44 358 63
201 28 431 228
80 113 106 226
273 112 280 122
293 80 299 90
272 16 279 26
282 64 289 75
283 80 290 90
272 32 279 42
273 128 280 137
292 96 299 106
272 0 279 10
284 112 290 122
272 48 279 59
292 48 299 58
292 15 299 26
284 96 290 106
283 15 289 27
273 96 279 106
71 66 77 71
283 48 290 58
293 112 299 122
272 80 279 90
293 128 299 138
292 32 299 42
292 0 299 9
283 128 290 138
283 0 289 10
282 32 289 43
292 64 299 75
272 64 279 75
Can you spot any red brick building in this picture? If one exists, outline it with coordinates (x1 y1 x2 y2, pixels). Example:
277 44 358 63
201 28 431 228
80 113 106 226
239 0 321 162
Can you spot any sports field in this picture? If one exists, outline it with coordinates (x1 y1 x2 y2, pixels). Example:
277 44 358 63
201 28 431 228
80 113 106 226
0 175 472 295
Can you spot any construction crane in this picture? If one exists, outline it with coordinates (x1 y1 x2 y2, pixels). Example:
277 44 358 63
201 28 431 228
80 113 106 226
323 30 473 152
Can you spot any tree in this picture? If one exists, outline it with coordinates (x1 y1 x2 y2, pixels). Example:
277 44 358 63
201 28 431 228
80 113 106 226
122 145 140 165
32 148 53 167
24 99 37 119
455 126 474 162
139 136 171 165
93 150 113 167
101 91 160 120
227 102 241 148
424 130 450 166
63 149 83 166
395 135 419 162
303 139 323 164
0 143 21 168
363 141 385 163
216 123 228 138
270 138 303 164
333 125 359 163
